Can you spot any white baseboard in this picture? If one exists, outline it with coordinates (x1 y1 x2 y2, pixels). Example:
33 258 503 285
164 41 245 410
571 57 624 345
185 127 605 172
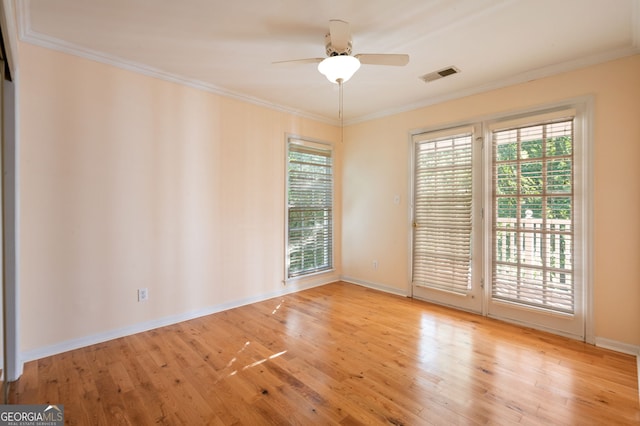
20 278 334 364
593 337 640 402
594 337 640 357
341 280 640 398
340 276 410 297
340 280 639 361
18 278 640 404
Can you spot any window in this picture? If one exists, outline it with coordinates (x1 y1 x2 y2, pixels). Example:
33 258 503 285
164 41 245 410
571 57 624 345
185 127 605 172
286 138 333 278
491 118 575 313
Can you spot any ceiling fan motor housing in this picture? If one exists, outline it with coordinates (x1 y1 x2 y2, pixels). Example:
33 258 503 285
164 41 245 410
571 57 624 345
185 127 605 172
325 33 352 56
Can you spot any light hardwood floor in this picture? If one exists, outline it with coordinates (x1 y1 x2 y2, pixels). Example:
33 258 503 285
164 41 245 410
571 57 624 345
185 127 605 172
10 282 640 425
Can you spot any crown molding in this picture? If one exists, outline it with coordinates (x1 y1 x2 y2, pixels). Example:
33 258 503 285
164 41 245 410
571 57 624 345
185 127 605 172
347 45 640 126
346 0 640 125
16 1 339 126
14 0 640 127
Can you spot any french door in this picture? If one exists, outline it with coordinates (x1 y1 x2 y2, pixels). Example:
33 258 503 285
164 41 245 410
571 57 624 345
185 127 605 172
411 104 588 340
484 109 585 339
411 124 483 313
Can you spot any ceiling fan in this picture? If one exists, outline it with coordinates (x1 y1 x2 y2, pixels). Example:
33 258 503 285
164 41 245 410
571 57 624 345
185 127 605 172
274 19 410 84
274 19 409 124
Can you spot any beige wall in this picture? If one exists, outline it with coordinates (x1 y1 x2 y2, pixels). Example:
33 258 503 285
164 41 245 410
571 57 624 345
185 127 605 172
343 55 640 347
17 39 640 355
18 42 341 354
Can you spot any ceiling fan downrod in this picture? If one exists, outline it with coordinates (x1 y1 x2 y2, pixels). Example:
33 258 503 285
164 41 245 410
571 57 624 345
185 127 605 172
337 78 345 143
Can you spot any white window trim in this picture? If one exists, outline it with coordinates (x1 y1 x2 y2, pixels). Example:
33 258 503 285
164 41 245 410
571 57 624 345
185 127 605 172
284 134 336 285
407 96 594 342
482 97 594 342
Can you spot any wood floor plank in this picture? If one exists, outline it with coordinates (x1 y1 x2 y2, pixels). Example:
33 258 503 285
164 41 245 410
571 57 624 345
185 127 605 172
9 282 640 425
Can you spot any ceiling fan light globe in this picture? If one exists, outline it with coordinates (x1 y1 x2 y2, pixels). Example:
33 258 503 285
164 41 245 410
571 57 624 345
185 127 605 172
318 55 361 84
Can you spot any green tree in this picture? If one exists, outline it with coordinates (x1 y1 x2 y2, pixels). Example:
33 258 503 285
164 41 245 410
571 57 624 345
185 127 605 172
496 133 572 220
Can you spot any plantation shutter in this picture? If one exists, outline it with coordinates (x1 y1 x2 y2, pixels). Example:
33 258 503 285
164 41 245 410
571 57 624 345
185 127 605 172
491 118 575 313
413 129 473 294
287 139 333 278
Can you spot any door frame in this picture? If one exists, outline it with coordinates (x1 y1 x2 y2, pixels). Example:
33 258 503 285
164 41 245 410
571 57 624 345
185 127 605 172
409 123 483 313
408 97 594 343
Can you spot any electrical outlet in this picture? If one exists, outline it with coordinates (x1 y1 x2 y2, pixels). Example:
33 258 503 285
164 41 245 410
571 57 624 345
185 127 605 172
373 260 379 270
138 288 149 302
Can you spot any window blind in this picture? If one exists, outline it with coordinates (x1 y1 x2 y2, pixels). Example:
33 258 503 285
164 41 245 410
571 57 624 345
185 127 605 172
413 132 473 294
287 140 333 278
491 118 574 313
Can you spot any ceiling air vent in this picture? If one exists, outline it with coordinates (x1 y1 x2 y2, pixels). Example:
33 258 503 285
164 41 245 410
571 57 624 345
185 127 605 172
420 66 460 83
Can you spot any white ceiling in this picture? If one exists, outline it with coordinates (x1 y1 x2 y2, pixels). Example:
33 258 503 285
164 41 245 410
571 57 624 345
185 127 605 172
16 0 640 124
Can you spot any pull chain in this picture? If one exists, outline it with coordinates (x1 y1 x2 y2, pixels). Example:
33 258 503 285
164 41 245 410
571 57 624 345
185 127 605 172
337 78 344 143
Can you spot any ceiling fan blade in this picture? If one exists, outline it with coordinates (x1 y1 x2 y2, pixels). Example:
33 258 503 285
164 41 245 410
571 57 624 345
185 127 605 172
329 19 350 52
355 54 410 66
272 58 324 65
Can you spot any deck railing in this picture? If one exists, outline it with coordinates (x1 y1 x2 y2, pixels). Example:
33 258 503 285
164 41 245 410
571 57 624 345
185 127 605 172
495 217 572 268
493 216 573 312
